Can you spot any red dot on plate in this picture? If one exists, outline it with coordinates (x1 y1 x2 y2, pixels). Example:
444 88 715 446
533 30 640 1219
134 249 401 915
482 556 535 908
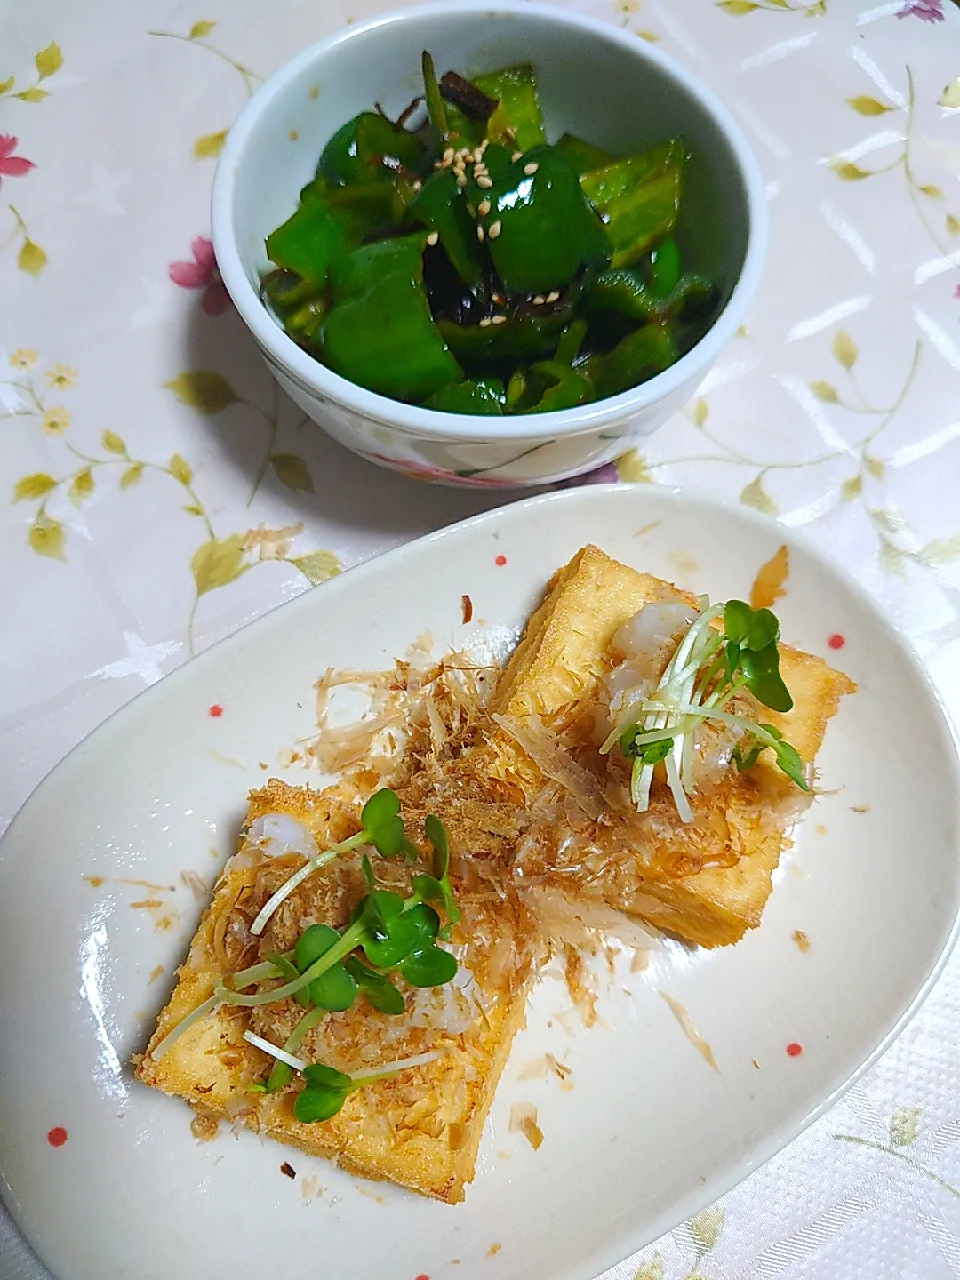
786 1042 803 1058
494 555 507 566
47 1126 68 1148
208 704 223 718
827 633 845 650
414 1274 430 1280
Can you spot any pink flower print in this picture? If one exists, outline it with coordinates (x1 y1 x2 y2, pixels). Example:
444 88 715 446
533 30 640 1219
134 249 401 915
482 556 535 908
897 0 944 20
0 136 35 190
168 236 230 315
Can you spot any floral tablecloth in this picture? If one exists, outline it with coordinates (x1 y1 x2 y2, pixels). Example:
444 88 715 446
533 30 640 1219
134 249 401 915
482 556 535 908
3 0 960 1276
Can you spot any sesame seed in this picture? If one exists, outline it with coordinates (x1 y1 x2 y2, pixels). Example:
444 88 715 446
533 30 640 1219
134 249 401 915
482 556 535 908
492 292 504 303
426 231 439 246
476 175 493 189
479 317 493 327
491 314 507 325
473 147 484 163
546 290 560 303
466 203 476 215
532 294 546 305
476 225 485 241
478 199 491 216
412 180 422 191
455 174 467 188
443 147 454 164
489 220 502 238
512 151 522 162
523 161 539 175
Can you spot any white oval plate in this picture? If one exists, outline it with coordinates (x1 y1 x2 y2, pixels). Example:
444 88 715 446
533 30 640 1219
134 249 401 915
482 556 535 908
1 485 958 1280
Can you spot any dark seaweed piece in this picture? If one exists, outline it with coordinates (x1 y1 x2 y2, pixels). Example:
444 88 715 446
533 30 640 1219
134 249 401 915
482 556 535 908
439 70 499 122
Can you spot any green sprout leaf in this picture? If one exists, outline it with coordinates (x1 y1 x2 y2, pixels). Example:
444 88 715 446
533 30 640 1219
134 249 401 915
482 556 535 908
361 787 408 857
732 742 763 772
294 1064 355 1123
402 944 458 988
266 951 311 1008
294 924 341 972
619 725 674 764
422 815 461 924
759 725 809 790
721 600 793 712
361 853 375 888
344 957 406 1015
361 912 422 968
308 962 358 1012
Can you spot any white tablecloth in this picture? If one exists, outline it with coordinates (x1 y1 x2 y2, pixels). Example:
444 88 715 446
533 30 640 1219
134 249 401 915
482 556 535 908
3 1 960 1276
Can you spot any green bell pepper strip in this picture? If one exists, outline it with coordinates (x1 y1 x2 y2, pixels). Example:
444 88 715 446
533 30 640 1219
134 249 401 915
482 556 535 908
424 378 505 413
579 140 684 208
284 296 328 344
649 237 682 297
478 143 610 295
588 268 718 324
421 51 449 138
408 169 482 284
580 141 685 268
532 368 594 412
553 317 589 366
475 64 546 151
323 234 461 401
265 180 406 287
583 322 678 399
602 167 683 268
325 181 407 240
319 111 424 186
265 198 349 284
555 133 616 177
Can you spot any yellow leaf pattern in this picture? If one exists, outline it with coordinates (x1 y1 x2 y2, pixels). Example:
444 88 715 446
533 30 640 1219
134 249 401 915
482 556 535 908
830 159 871 181
34 43 63 79
191 534 249 596
689 1206 725 1253
169 453 193 485
18 240 47 277
811 379 839 403
13 473 57 502
68 468 95 506
292 549 341 585
617 451 653 483
632 1255 664 1280
740 475 778 516
889 1106 922 1147
164 370 239 414
847 95 892 116
28 515 66 561
193 130 228 160
271 452 314 493
832 330 858 370
102 429 127 455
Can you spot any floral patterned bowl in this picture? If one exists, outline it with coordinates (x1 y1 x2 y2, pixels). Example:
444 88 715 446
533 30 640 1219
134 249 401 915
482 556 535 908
212 1 767 488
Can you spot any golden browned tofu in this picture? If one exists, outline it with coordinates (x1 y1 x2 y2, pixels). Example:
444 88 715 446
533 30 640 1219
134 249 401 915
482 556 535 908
137 780 530 1203
489 546 855 947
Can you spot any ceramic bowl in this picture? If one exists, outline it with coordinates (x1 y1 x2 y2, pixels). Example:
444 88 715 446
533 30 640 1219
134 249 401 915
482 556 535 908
212 1 767 488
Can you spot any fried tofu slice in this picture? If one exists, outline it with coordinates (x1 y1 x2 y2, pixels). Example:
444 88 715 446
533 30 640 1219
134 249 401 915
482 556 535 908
136 780 530 1203
487 546 856 947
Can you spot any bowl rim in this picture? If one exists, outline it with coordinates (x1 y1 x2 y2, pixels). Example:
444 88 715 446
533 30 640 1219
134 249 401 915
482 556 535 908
211 0 768 443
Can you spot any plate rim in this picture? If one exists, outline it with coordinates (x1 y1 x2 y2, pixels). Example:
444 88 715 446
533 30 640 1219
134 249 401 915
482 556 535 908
3 481 960 1280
